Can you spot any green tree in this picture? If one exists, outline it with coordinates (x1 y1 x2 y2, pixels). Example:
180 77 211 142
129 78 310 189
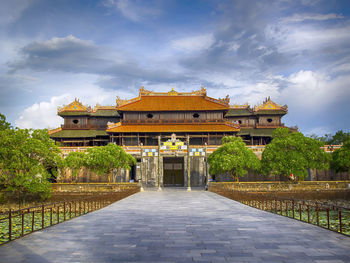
64 152 87 182
328 130 350 145
307 134 327 145
331 140 350 173
0 127 62 207
85 144 136 182
208 136 260 182
0 113 11 130
311 130 350 145
261 128 330 181
31 129 63 178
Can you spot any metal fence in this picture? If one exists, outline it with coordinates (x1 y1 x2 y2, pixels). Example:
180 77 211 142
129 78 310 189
212 190 350 236
0 190 139 245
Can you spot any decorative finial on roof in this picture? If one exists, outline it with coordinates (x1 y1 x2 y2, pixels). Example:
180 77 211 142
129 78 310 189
58 98 91 113
254 97 287 112
139 86 152 96
168 88 178 95
218 95 230 105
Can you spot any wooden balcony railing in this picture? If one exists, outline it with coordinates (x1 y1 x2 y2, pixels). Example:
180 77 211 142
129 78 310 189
121 119 226 124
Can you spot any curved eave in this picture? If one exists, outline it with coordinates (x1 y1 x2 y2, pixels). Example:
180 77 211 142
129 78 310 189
49 129 108 138
58 111 90 117
106 123 239 133
254 110 287 115
117 96 229 112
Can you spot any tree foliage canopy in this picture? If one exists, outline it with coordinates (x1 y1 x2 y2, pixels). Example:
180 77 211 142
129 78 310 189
329 130 350 145
0 123 62 204
0 113 11 131
261 128 330 180
208 136 260 181
308 130 350 145
64 151 87 181
85 144 136 175
64 144 136 183
331 140 350 173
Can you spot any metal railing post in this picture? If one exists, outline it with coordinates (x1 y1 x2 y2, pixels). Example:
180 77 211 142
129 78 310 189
42 205 45 228
9 209 12 241
21 211 24 237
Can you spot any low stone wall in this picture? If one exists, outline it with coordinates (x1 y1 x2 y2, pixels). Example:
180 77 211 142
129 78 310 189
51 183 140 193
213 169 350 182
209 181 350 192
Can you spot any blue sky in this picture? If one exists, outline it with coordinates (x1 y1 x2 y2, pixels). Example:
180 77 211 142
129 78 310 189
1 0 350 135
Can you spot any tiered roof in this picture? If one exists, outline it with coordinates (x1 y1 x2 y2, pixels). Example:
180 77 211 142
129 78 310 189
226 97 287 117
50 88 288 138
116 87 229 111
226 103 253 117
50 100 118 138
106 121 239 133
58 99 119 117
253 97 287 115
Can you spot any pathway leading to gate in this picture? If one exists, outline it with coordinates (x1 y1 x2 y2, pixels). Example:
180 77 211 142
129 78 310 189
0 189 349 263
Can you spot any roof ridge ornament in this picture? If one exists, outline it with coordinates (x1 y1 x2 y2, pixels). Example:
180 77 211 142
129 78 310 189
218 95 230 105
137 86 208 96
254 97 288 111
168 88 178 96
139 86 152 96
58 99 91 113
230 102 251 109
93 105 116 111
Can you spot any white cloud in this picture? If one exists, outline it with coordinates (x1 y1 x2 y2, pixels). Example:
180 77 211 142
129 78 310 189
103 0 162 22
279 70 332 112
277 70 350 133
15 94 72 129
237 82 281 106
15 82 135 129
27 35 94 51
171 34 215 52
281 13 344 23
269 23 350 54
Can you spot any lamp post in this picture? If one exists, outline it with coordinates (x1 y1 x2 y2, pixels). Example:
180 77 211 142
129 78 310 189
140 143 144 192
205 142 209 189
158 135 162 191
187 135 191 191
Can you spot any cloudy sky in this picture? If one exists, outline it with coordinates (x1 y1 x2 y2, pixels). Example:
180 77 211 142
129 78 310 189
1 0 349 135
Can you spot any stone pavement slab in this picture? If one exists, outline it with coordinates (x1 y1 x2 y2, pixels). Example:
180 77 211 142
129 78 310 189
0 189 349 263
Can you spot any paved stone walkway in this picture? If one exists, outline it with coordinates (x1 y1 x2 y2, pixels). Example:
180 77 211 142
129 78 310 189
0 190 349 263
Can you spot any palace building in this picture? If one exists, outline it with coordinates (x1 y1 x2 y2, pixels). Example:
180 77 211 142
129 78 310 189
49 87 289 187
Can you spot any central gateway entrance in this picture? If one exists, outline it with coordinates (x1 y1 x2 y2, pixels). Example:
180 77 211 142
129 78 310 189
163 157 184 187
